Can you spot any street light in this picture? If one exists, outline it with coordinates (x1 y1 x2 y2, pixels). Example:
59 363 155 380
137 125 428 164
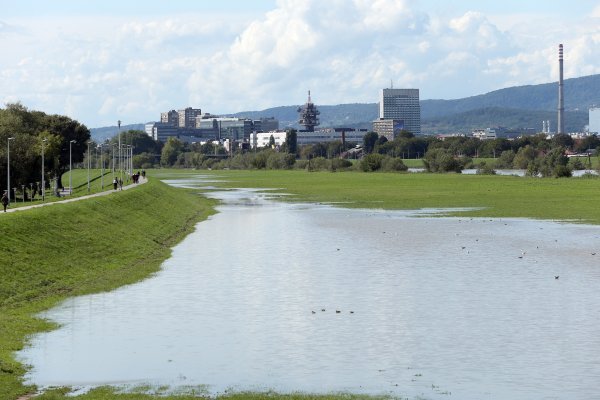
97 144 107 189
117 120 122 183
41 138 48 201
69 140 76 195
7 137 14 204
87 141 91 193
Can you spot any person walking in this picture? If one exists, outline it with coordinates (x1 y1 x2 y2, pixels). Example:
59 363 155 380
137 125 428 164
113 177 118 190
1 190 8 212
118 178 123 190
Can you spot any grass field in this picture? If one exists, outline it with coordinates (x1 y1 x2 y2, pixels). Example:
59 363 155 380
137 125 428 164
178 169 600 224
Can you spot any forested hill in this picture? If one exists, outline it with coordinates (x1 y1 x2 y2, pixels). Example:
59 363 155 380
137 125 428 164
421 74 600 118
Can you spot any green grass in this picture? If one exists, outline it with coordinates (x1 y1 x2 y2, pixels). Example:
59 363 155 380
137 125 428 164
184 169 600 224
0 176 216 399
8 168 121 209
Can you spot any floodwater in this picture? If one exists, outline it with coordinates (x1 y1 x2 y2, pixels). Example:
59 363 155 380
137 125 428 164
18 176 600 400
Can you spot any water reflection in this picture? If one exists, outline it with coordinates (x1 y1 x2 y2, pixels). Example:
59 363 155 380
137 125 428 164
18 176 600 400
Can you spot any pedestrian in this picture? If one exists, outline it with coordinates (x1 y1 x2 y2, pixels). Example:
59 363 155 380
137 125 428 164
119 178 123 190
113 177 118 190
1 190 8 212
141 169 146 178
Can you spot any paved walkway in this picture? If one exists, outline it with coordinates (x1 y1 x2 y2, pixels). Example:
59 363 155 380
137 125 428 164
2 177 147 213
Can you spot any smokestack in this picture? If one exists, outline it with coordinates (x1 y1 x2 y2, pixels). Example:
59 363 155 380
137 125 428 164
558 44 565 134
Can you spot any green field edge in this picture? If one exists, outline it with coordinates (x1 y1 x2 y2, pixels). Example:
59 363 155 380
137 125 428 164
171 169 600 225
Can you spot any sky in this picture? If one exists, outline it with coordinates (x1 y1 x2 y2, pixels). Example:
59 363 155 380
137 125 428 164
1 0 599 128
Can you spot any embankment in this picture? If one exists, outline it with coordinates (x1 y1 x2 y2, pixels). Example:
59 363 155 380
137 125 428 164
0 178 216 399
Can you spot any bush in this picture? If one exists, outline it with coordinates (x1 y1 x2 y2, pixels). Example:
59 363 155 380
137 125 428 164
476 162 496 175
381 156 408 172
423 148 464 173
307 157 329 171
360 153 384 172
331 158 353 171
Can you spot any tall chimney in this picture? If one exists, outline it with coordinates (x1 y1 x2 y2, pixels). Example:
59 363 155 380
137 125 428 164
558 44 565 134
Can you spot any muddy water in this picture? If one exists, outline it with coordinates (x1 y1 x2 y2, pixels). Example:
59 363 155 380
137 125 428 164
18 177 600 399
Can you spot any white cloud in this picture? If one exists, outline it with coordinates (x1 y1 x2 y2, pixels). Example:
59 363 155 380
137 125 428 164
1 2 600 127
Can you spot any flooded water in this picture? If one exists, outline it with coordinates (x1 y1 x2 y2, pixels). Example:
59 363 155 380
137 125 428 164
18 176 600 399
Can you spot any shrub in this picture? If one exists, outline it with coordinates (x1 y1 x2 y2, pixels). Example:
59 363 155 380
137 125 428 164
476 162 496 175
423 148 464 173
381 156 408 172
361 153 384 172
331 158 353 171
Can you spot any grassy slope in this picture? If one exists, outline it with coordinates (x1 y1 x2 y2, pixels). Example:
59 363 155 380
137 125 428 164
198 169 600 223
0 178 216 399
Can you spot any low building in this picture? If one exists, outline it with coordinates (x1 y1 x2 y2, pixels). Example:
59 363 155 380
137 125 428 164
472 128 497 140
297 129 366 145
249 131 287 149
372 119 405 140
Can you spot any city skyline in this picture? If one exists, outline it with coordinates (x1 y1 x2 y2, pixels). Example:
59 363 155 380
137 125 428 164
1 0 599 128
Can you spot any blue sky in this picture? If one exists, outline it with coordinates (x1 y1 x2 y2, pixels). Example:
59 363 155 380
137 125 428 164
1 0 599 127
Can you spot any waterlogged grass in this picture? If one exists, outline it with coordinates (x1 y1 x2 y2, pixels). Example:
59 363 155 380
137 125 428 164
185 169 600 224
0 177 216 399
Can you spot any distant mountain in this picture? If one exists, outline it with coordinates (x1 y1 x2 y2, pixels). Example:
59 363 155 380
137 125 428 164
422 107 587 134
90 123 146 142
421 74 600 119
94 74 600 137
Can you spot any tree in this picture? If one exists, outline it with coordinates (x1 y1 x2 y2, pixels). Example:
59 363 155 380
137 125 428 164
552 134 574 150
363 131 378 154
160 137 185 167
285 129 297 155
512 145 536 169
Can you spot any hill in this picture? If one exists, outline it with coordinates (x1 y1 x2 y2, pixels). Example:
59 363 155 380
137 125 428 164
90 123 146 142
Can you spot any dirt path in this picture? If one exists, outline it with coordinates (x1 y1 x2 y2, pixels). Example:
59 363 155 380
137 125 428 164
3 177 147 214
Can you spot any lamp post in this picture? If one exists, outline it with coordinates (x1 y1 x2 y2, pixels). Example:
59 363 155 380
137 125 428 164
69 140 76 195
41 138 48 201
87 141 91 193
7 137 14 204
98 144 107 189
118 120 122 183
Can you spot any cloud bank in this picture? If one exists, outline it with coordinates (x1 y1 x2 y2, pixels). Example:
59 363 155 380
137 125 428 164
0 0 599 127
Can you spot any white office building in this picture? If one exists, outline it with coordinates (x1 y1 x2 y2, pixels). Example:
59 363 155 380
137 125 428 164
379 88 421 135
589 107 600 134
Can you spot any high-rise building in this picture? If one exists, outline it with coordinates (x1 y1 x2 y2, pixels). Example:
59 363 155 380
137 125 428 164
178 107 202 129
589 107 600 134
379 88 421 135
161 110 179 126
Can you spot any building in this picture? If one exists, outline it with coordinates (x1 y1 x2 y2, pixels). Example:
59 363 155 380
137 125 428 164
372 119 405 140
253 117 279 132
589 107 600 134
298 91 320 132
379 88 421 135
249 131 288 149
472 128 497 140
160 110 179 126
196 117 254 141
296 129 366 145
178 107 202 129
